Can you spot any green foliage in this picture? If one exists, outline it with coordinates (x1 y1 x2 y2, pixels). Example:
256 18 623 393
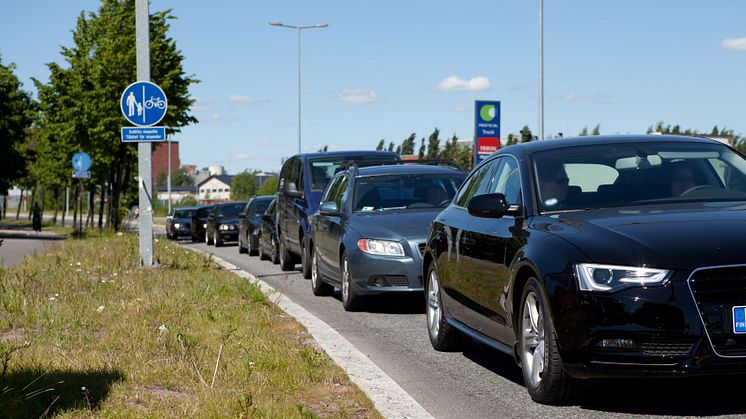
506 133 518 146
578 126 589 136
0 58 35 194
520 126 534 143
231 171 257 200
400 133 416 155
591 124 601 136
375 139 384 151
257 177 279 196
426 128 441 159
178 195 199 207
155 168 193 187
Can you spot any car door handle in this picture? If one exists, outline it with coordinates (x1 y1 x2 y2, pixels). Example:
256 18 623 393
461 237 476 246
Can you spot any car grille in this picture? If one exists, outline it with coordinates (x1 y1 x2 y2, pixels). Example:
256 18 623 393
638 339 696 357
688 266 746 356
386 275 409 287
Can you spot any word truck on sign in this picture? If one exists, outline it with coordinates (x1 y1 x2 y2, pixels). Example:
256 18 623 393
473 100 501 165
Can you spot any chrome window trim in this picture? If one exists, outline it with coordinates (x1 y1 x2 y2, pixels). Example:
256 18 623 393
686 263 746 359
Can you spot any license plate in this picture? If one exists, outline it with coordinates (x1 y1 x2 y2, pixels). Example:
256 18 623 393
734 306 746 334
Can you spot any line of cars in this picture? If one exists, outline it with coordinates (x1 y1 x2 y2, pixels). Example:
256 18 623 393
168 136 746 404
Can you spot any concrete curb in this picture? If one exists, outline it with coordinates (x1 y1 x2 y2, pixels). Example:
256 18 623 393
185 246 433 419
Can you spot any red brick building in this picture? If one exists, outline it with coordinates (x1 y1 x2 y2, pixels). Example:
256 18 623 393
152 141 180 181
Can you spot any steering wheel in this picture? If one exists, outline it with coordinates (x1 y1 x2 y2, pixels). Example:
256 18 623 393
680 184 715 196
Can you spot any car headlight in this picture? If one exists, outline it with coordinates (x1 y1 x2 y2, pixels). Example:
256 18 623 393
220 224 229 231
575 263 671 292
174 223 181 229
357 239 405 257
203 223 207 228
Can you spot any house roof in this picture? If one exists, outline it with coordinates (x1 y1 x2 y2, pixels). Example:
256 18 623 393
197 174 234 188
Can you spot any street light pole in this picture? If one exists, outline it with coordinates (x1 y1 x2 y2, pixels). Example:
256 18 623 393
538 0 544 141
270 22 329 154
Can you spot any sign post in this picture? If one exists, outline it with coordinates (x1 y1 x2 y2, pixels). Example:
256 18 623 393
72 152 92 233
474 100 501 165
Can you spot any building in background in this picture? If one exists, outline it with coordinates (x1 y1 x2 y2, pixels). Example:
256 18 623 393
254 171 279 189
155 185 197 204
197 174 233 202
152 140 180 181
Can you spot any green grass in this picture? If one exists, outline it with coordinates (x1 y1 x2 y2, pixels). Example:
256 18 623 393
0 234 381 418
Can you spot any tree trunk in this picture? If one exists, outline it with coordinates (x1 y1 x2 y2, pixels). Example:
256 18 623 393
27 185 35 220
98 183 106 231
110 143 127 231
72 184 79 231
15 189 23 220
86 187 95 229
2 195 6 219
60 187 67 227
52 188 59 225
39 186 46 223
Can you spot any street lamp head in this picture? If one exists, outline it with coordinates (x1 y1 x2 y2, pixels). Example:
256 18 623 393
315 23 329 28
269 21 284 26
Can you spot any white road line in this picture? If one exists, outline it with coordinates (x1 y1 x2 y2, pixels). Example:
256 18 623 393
186 246 433 419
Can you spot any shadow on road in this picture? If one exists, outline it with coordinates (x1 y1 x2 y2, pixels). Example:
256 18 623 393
0 367 124 417
462 341 525 387
331 292 426 314
0 233 65 241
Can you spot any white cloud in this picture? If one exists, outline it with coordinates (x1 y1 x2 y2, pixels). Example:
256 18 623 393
337 89 379 104
229 95 257 104
435 76 491 92
722 37 746 52
211 113 235 123
560 93 582 102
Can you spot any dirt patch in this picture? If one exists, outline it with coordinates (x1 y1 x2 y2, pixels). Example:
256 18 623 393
0 328 26 342
135 386 190 399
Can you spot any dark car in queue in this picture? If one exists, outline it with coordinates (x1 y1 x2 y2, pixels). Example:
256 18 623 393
258 198 279 264
205 201 247 247
190 205 212 243
238 195 274 255
166 206 196 240
310 164 466 311
275 150 401 277
422 135 746 404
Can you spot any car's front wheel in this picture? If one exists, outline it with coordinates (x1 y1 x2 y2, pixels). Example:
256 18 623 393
279 237 294 271
301 238 312 279
426 263 469 351
311 248 334 296
206 229 214 245
238 232 248 254
258 233 269 261
248 230 259 256
215 231 223 247
271 237 280 265
519 277 577 404
341 252 363 311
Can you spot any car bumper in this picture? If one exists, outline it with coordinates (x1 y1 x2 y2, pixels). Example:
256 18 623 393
346 244 424 295
217 230 239 241
172 227 191 237
551 269 746 379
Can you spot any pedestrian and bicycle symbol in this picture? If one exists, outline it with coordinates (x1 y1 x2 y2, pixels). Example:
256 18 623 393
120 81 168 127
72 151 92 179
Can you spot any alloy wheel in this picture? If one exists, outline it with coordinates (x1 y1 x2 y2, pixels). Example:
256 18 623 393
427 269 441 338
311 252 319 288
522 291 545 388
341 259 350 304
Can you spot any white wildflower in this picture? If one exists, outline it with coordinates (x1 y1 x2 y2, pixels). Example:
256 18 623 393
49 296 56 301
96 305 105 313
76 262 81 266
158 324 167 335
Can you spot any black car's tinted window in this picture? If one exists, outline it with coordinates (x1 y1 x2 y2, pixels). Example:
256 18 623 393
310 156 395 191
252 199 272 214
218 203 245 217
197 207 210 217
533 142 746 212
487 157 522 206
174 210 193 218
456 159 498 207
354 174 466 211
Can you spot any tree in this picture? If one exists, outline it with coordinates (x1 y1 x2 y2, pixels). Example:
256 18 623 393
506 134 518 146
578 127 589 136
387 141 395 152
591 124 601 136
0 58 35 195
257 177 278 196
400 133 416 155
231 171 257 200
376 139 384 150
426 128 441 159
520 126 534 143
33 0 198 230
418 138 426 159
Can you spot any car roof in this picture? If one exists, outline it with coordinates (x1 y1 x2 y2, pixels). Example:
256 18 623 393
217 201 247 206
173 206 198 211
356 164 466 177
498 134 722 155
290 150 399 160
252 195 275 201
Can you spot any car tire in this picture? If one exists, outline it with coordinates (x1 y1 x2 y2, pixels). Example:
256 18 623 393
248 230 259 256
238 232 248 254
311 247 334 296
519 277 578 405
258 234 269 261
341 252 363 311
215 232 223 247
206 229 214 246
300 237 312 279
191 233 197 243
271 237 280 265
279 237 294 271
426 263 469 351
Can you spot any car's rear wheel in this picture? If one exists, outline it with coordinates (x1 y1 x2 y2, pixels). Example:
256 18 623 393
311 249 334 296
426 263 469 351
238 232 248 254
215 232 223 247
206 229 214 245
301 238 312 279
341 252 363 311
248 230 259 256
258 234 269 260
279 237 294 271
271 237 280 265
519 278 577 404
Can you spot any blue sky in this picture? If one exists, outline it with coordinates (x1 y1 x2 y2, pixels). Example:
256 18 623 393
1 0 745 173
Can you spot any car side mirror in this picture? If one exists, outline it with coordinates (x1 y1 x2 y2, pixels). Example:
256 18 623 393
261 213 272 222
468 193 519 218
319 201 340 216
284 181 302 198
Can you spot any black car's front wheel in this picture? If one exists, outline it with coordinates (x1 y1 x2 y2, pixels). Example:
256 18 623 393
279 237 294 271
519 277 577 404
206 230 214 246
248 230 259 256
238 232 248 254
301 238 312 279
215 231 223 247
258 233 269 260
341 252 363 311
426 263 468 351
271 237 280 265
311 248 334 296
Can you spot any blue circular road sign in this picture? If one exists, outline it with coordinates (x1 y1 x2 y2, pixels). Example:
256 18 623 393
120 81 168 127
72 152 92 171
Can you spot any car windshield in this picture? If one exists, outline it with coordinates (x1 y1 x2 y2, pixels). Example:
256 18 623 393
310 156 395 191
219 203 245 217
252 199 272 215
197 207 210 217
174 210 193 218
533 141 746 213
353 173 465 212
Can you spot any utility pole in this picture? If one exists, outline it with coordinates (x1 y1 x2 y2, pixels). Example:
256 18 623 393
136 0 154 266
167 135 172 215
538 0 544 141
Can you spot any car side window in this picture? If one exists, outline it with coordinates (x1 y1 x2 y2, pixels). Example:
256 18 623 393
279 158 292 191
456 158 499 207
489 157 522 206
243 200 252 215
322 176 342 203
334 175 350 210
296 159 305 191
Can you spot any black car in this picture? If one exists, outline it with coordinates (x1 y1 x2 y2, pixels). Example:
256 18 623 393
310 164 465 310
423 135 746 404
238 195 274 255
258 198 279 264
205 201 247 247
166 206 196 240
275 150 400 277
190 205 212 242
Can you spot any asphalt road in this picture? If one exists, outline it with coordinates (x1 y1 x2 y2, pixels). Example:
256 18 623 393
0 223 65 268
181 239 746 418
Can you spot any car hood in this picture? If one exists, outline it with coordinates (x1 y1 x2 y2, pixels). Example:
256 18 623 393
219 217 240 225
349 209 441 240
172 217 191 223
533 201 746 271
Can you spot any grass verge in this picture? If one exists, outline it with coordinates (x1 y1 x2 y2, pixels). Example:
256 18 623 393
0 234 381 418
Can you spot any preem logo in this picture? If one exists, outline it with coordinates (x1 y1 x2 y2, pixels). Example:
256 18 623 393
480 104 495 122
